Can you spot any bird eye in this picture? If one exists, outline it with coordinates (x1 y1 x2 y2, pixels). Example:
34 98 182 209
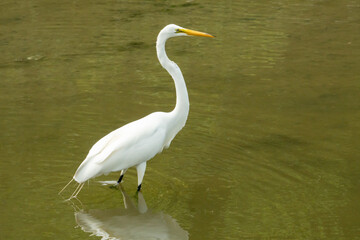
175 29 184 33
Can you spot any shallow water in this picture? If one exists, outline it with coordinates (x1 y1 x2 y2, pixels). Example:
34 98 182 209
1 0 359 239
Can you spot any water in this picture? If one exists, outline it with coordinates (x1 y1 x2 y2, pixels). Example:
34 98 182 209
1 0 359 239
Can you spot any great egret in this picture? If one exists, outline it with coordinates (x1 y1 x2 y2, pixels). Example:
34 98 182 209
59 24 214 198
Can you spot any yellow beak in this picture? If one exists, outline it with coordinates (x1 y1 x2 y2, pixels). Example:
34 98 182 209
181 28 214 38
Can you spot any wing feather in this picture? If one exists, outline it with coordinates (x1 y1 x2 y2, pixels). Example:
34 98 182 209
74 112 168 183
84 112 167 165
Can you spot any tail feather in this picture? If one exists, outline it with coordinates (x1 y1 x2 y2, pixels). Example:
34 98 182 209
74 162 100 183
59 178 74 195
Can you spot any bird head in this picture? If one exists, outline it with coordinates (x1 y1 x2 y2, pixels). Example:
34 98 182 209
160 24 214 39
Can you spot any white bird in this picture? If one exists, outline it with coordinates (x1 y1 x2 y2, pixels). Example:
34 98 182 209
59 24 214 198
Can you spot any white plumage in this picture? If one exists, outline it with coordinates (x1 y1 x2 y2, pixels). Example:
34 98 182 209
59 24 214 198
74 112 168 183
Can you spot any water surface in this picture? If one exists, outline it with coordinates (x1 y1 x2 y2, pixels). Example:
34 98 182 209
1 0 359 239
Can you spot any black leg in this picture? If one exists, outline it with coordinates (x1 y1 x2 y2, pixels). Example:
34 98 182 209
117 174 124 183
137 184 142 192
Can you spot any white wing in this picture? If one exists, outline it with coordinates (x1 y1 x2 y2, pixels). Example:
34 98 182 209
74 112 168 182
93 117 166 164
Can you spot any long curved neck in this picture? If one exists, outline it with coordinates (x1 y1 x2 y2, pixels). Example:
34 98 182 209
156 33 189 130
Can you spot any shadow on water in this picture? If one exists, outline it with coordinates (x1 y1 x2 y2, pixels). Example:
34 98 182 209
69 185 188 240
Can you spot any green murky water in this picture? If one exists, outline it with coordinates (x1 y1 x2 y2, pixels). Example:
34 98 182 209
1 0 359 239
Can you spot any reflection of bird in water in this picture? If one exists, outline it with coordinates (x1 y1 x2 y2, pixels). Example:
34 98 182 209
73 187 188 240
59 24 213 198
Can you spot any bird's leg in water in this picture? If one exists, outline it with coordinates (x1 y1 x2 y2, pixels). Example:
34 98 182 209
136 162 146 191
118 175 124 183
117 169 128 183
